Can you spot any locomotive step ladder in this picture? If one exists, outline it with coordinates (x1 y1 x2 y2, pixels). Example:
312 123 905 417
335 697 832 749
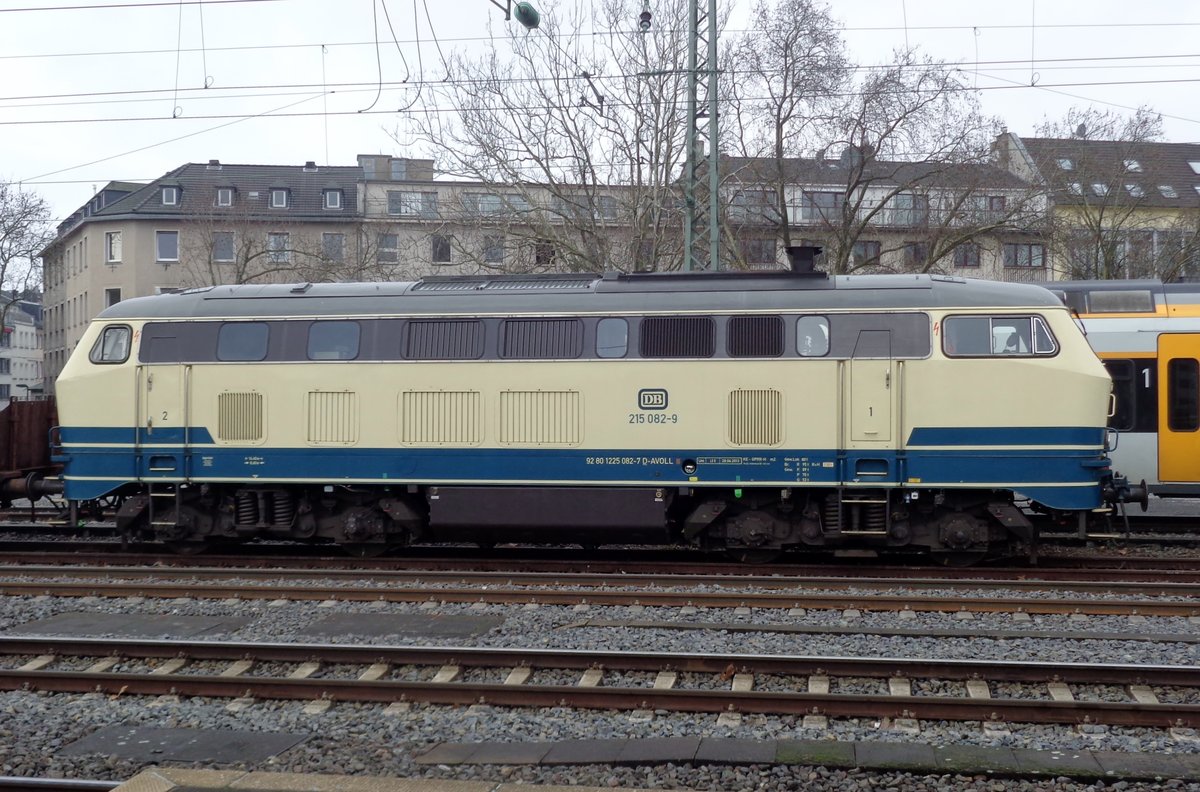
147 482 180 529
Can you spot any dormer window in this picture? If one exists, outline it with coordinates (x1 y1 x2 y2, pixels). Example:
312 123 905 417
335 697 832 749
1125 183 1145 197
1067 183 1083 195
162 186 179 206
1124 159 1142 172
1189 161 1200 175
1092 183 1109 196
1160 185 1179 198
1057 158 1074 170
323 189 343 210
270 189 289 208
216 187 233 207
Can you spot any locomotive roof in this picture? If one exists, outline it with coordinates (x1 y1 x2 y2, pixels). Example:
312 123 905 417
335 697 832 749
95 272 1065 320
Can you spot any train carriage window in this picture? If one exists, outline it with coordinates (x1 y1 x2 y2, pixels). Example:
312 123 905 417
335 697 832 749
307 320 360 361
596 318 628 358
1167 358 1200 432
640 316 715 358
89 325 131 364
728 315 783 357
217 322 269 362
1087 289 1155 313
795 316 830 357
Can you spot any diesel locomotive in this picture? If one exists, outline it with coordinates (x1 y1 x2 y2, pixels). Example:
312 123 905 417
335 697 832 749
54 269 1121 562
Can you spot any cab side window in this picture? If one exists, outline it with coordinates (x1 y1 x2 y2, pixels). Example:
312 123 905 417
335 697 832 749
943 315 1057 357
89 325 132 364
217 322 269 361
307 321 360 360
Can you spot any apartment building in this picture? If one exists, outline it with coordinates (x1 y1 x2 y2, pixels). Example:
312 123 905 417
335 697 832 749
0 299 43 401
719 150 1049 280
994 133 1200 280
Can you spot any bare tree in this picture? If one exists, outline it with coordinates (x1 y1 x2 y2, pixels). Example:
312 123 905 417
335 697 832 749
1031 107 1198 280
724 0 849 250
401 0 699 272
0 184 53 329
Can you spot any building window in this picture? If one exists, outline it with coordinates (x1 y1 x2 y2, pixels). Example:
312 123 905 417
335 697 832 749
161 186 179 206
105 287 122 307
1003 243 1045 268
1160 185 1179 198
483 235 504 263
104 231 122 263
890 193 929 226
323 233 345 262
0 359 10 374
377 234 398 263
156 230 179 262
1067 183 1083 195
1057 158 1074 170
1189 161 1200 175
952 243 981 268
267 232 290 263
212 231 235 262
903 241 928 268
270 189 289 208
851 240 881 267
534 240 556 268
740 237 776 267
388 191 437 217
431 234 452 264
729 190 777 222
0 385 9 400
323 190 342 210
1125 183 1145 197
216 187 233 207
1124 159 1142 172
595 195 619 221
799 191 843 222
1092 183 1109 196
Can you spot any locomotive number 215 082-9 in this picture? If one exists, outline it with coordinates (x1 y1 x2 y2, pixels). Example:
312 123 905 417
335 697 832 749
628 412 679 424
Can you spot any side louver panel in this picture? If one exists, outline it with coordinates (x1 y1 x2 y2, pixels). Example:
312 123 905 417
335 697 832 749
728 389 782 446
499 390 581 446
307 391 359 445
217 391 264 443
400 390 482 446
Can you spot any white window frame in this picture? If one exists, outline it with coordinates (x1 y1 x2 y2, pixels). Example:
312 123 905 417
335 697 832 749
267 232 290 263
1056 158 1074 170
104 231 122 263
216 187 233 207
212 231 236 263
1123 159 1142 172
322 232 346 262
1189 161 1200 176
161 186 179 206
270 189 289 208
155 230 179 263
1160 185 1179 198
104 287 122 308
323 190 342 210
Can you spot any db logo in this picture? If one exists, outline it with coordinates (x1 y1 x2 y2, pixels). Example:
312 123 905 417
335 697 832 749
638 389 668 410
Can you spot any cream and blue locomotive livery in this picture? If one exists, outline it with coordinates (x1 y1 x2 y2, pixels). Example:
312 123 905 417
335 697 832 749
54 270 1118 561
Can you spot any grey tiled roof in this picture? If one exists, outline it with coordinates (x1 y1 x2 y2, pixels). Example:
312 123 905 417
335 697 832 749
96 161 361 220
719 155 1031 191
1020 137 1200 208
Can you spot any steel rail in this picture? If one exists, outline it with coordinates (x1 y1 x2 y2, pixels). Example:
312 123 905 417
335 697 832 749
0 636 1194 685
3 563 1200 595
0 638 1198 727
0 780 118 792
0 579 1195 615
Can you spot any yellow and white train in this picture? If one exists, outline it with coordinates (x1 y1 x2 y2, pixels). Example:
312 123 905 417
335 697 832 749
54 269 1120 561
1054 280 1200 500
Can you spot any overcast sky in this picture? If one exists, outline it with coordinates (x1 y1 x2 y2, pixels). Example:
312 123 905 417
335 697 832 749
2 0 1198 225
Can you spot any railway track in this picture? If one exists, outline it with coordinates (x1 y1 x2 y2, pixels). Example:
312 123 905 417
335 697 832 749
0 635 1195 728
0 568 1197 616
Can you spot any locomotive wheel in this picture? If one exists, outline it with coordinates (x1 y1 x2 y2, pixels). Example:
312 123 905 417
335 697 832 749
727 548 782 564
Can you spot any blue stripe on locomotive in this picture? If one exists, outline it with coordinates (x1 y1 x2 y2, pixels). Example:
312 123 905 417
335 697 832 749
58 425 1109 510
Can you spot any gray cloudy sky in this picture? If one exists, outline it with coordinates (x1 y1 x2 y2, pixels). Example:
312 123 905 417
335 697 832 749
2 0 1197 224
